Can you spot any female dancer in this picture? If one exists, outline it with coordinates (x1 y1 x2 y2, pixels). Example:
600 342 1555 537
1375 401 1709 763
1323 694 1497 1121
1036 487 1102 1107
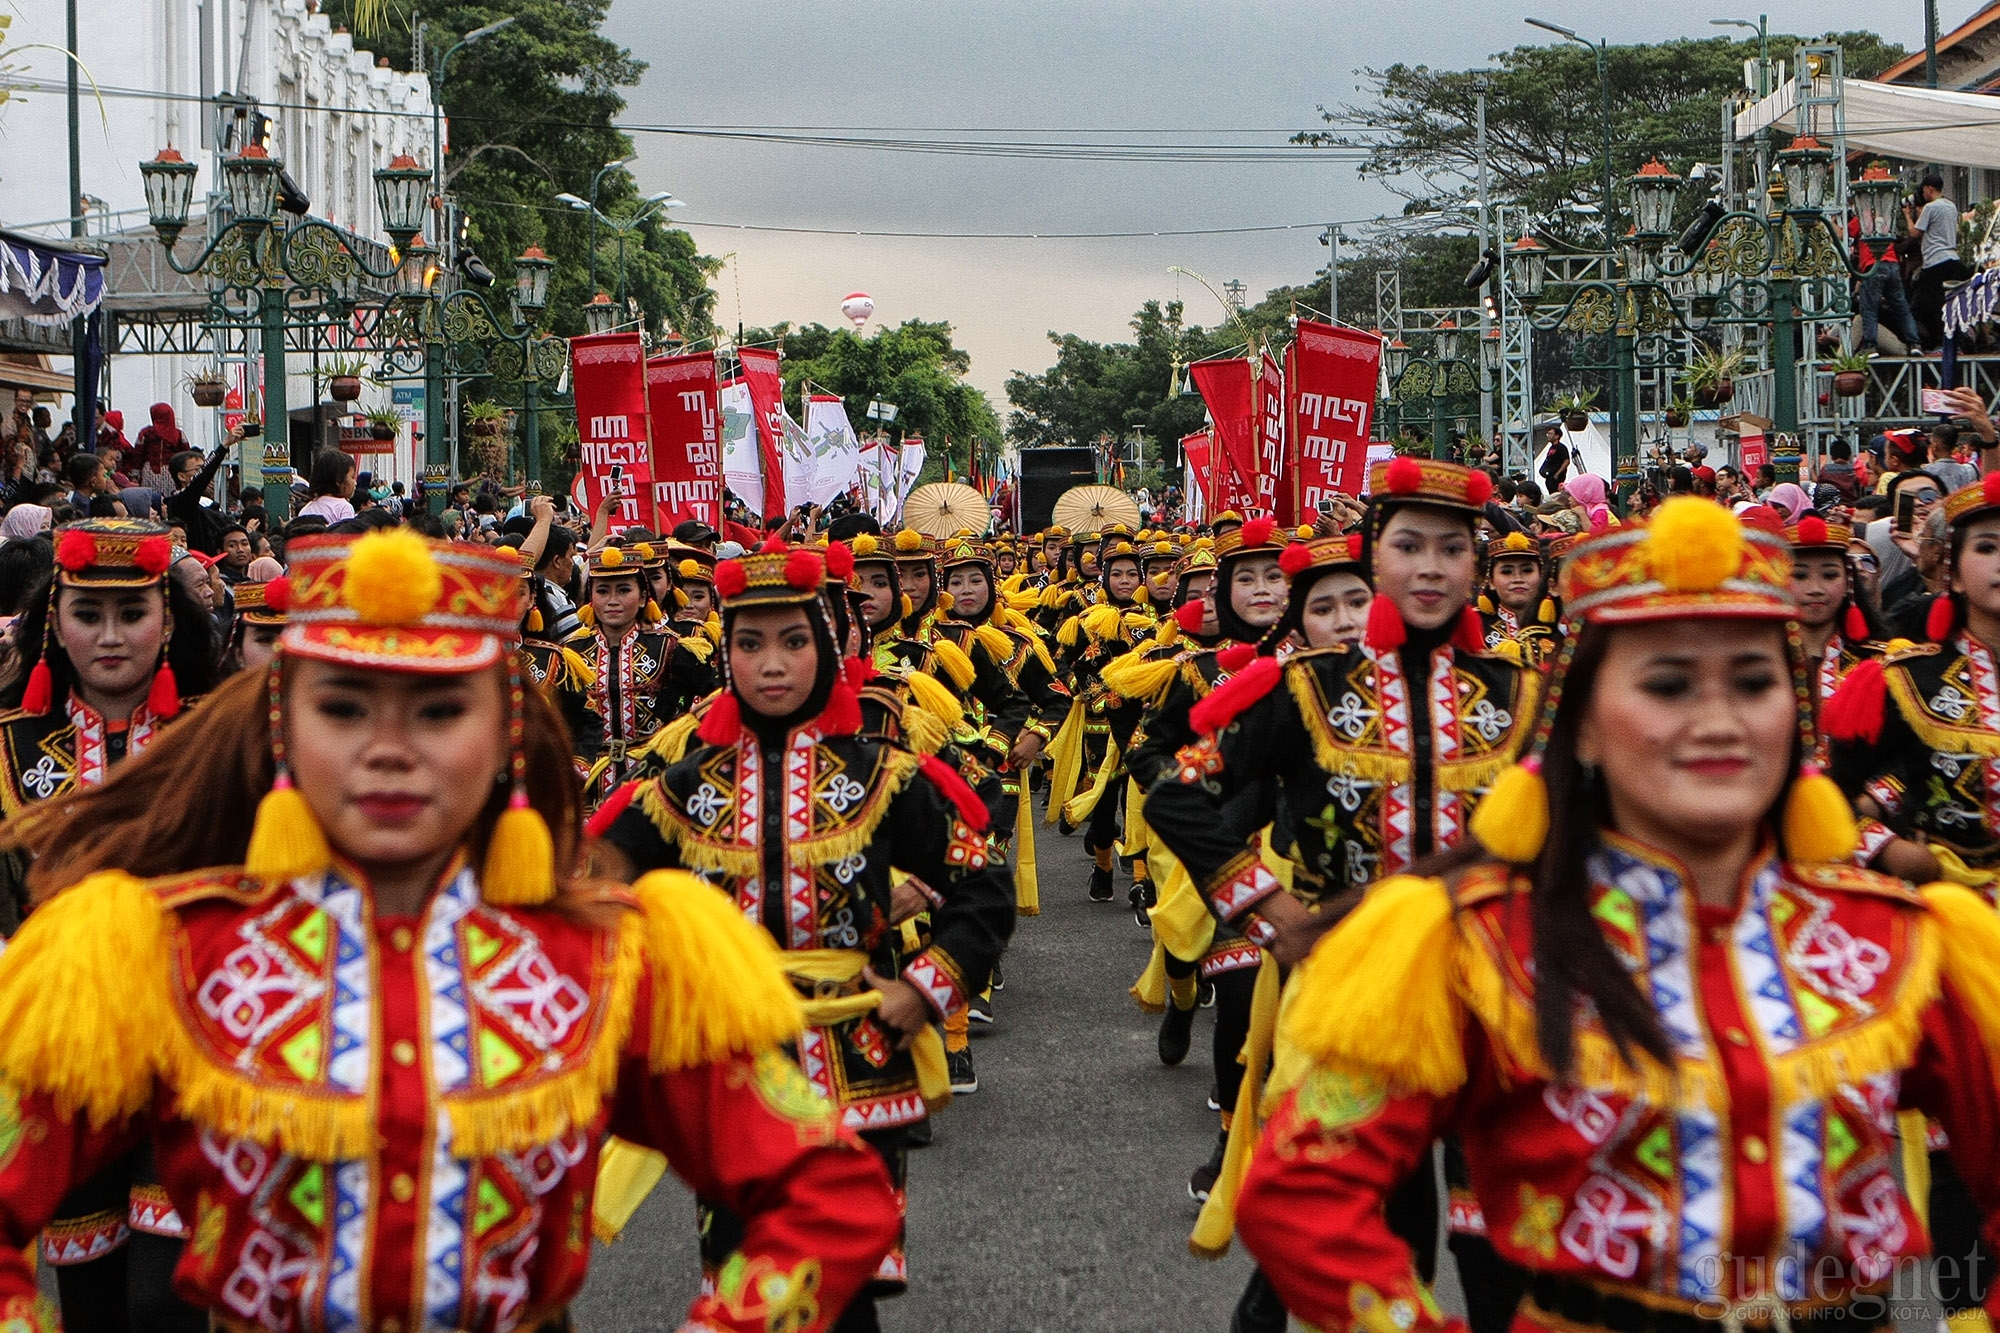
1237 497 2000 1333
594 538 1015 1331
0 527 898 1333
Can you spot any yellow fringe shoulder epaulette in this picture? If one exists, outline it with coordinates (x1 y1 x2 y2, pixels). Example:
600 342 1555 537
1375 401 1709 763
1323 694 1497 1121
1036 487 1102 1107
899 701 950 756
903 668 966 730
929 637 977 691
558 645 598 690
628 870 804 1071
1056 615 1083 649
972 623 1014 663
1100 652 1182 707
678 634 715 664
1080 602 1125 642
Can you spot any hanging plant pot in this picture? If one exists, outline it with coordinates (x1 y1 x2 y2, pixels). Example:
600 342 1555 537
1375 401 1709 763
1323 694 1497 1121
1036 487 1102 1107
1833 370 1867 398
1711 377 1735 404
370 424 397 441
472 418 502 437
190 380 226 408
1562 411 1588 432
1665 408 1689 428
329 375 363 403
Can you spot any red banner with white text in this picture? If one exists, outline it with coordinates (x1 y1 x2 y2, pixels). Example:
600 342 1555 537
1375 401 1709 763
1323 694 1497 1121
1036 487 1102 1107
1181 430 1213 525
1289 319 1380 506
737 347 790 521
1189 358 1258 514
1257 349 1290 524
569 331 657 531
645 351 723 530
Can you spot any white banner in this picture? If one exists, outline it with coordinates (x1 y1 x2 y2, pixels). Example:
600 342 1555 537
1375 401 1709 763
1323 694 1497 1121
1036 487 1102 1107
803 394 864 508
896 437 927 514
1182 450 1206 526
719 378 763 518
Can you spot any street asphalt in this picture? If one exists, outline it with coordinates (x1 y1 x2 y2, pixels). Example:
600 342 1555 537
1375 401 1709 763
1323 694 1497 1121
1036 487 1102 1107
572 815 1469 1332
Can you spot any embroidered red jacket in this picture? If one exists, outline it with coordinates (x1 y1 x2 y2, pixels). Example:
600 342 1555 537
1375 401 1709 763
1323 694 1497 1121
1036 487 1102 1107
1237 838 2000 1333
0 862 897 1333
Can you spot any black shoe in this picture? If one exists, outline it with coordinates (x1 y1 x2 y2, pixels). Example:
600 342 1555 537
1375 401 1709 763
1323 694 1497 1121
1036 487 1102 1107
1158 999 1197 1067
1058 813 1078 837
1088 866 1115 901
1130 878 1156 928
967 993 995 1025
990 960 1005 992
947 1047 978 1093
1231 1268 1290 1333
906 1116 935 1148
1198 980 1215 1009
1188 1129 1228 1202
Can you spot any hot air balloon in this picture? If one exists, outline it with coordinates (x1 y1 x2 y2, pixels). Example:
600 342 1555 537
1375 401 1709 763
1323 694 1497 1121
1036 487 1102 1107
840 292 875 330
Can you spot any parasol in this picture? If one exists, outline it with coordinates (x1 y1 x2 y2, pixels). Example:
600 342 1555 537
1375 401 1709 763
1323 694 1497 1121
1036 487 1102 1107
900 482 992 539
1051 484 1140 535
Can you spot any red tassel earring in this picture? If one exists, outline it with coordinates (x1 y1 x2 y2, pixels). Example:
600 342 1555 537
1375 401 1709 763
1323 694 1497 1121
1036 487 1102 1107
1926 594 1957 644
1453 605 1487 654
146 662 181 719
1843 602 1870 643
20 583 57 715
698 690 743 746
1364 595 1406 651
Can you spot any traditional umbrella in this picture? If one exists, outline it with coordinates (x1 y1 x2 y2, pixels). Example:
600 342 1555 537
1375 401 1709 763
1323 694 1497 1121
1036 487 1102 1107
900 481 992 539
1051 484 1140 535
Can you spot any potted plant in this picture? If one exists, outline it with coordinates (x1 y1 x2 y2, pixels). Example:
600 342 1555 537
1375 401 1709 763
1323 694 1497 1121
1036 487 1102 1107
1829 350 1870 398
364 408 402 442
1549 389 1598 432
1687 345 1747 407
1664 394 1692 429
325 356 367 403
466 400 508 438
183 369 226 408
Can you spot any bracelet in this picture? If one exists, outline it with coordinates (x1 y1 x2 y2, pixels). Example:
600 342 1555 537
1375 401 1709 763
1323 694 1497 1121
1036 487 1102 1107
1243 914 1279 948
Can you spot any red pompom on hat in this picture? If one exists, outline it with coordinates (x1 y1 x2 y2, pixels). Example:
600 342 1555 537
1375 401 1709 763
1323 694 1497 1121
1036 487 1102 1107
1241 515 1277 547
264 576 294 613
824 540 855 581
1173 599 1208 633
1278 542 1313 576
758 535 788 555
714 559 749 598
1985 471 2000 507
135 535 172 576
1465 469 1494 506
783 549 823 590
1797 516 1829 547
1346 533 1365 561
1384 456 1424 495
55 529 98 572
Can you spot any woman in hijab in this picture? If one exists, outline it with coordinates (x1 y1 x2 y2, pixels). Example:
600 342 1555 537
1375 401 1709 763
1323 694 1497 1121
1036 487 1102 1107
0 505 52 542
131 403 184 494
1764 480 1814 523
1561 473 1612 532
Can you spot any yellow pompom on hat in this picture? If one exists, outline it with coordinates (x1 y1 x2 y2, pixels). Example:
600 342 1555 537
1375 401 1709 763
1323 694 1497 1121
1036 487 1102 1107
891 528 936 563
1471 498 1853 868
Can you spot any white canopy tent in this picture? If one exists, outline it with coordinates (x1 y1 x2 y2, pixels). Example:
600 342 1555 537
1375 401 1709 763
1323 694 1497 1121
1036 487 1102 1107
1734 78 2000 171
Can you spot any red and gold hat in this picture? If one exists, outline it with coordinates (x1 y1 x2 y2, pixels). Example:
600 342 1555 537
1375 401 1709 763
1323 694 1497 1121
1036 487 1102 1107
847 531 895 571
583 541 650 582
234 578 293 626
1279 531 1366 582
1139 537 1180 568
1484 529 1545 564
52 518 174 588
670 541 717 585
714 539 828 607
1558 498 1792 625
280 530 525 673
1367 456 1494 514
1943 472 2000 530
890 528 937 565
938 532 993 572
1785 515 1854 552
1212 514 1287 562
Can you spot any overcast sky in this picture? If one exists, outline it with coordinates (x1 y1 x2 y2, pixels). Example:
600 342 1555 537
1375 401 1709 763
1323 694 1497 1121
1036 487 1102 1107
604 0 1920 408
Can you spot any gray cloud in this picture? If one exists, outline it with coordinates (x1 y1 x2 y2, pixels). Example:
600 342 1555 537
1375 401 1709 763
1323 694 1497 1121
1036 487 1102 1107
605 0 1908 406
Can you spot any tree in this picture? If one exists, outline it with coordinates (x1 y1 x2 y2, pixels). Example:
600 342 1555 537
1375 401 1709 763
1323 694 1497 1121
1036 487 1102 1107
736 319 1002 481
319 0 719 345
1300 32 1905 244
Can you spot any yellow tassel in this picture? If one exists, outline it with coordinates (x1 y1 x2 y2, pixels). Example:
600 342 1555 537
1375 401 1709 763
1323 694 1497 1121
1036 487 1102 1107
1469 761 1549 865
1056 616 1081 648
527 607 544 633
1155 617 1180 649
1101 653 1180 705
904 669 965 728
0 871 169 1129
1477 593 1495 615
593 1136 670 1243
901 705 948 756
1014 778 1039 916
559 646 598 689
1538 596 1557 625
929 637 976 691
1081 602 1124 641
1134 585 1150 605
898 593 914 619
674 587 690 609
936 591 952 612
645 598 663 623
631 870 804 1069
972 623 1013 662
245 777 333 884
1781 770 1859 864
1280 875 1466 1095
579 605 597 629
481 794 556 906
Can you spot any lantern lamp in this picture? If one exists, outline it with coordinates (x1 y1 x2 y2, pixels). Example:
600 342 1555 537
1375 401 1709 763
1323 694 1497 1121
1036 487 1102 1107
396 241 439 299
221 143 285 239
1434 320 1463 364
1384 337 1411 380
583 292 618 335
1627 159 1682 240
1480 328 1502 375
1851 165 1901 244
373 154 432 250
1508 236 1549 305
139 146 200 250
1776 136 1834 215
513 246 555 316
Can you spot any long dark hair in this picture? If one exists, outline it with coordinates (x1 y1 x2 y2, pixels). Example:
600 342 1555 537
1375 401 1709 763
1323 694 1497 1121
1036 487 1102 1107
5 657 582 901
0 577 216 711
